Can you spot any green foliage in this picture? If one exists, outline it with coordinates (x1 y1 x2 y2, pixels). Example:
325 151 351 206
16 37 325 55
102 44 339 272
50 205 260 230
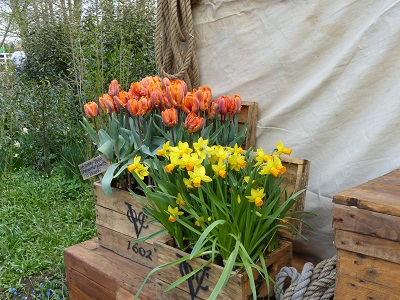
0 167 97 299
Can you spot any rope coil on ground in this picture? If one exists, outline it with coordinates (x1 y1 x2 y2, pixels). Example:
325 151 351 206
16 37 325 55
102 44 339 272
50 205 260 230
155 0 200 90
274 255 337 300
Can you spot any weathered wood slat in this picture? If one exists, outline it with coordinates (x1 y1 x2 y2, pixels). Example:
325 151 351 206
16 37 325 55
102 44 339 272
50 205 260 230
334 229 400 265
332 204 400 242
333 169 400 217
239 101 258 150
154 240 292 299
63 238 156 300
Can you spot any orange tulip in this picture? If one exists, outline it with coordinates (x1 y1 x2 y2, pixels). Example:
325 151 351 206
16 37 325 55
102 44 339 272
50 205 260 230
84 102 99 118
128 82 145 99
113 91 130 111
161 108 178 127
195 86 212 111
127 96 151 117
108 79 121 97
150 88 165 110
207 101 218 120
185 112 205 133
99 94 114 114
165 79 188 108
231 94 242 114
182 92 200 114
216 95 235 115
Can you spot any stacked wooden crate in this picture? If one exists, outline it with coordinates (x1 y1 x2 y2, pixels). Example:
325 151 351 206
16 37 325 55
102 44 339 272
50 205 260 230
333 169 400 299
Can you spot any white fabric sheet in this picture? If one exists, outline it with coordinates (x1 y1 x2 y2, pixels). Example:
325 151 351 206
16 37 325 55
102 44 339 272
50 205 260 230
192 0 400 259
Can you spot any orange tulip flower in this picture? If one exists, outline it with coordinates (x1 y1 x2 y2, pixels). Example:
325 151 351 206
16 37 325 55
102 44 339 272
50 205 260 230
150 88 165 110
127 97 150 117
128 82 145 99
216 95 235 115
207 101 218 120
185 112 205 133
182 92 200 114
84 102 99 118
195 86 212 111
108 79 121 97
99 94 114 114
165 79 188 108
161 108 178 127
231 94 242 114
113 91 130 111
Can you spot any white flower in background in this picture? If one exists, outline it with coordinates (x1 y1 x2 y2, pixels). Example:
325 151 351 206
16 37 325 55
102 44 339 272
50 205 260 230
14 153 19 157
14 141 20 148
23 127 28 134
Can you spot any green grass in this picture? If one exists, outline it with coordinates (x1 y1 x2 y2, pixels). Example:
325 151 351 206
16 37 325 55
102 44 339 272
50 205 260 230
0 166 97 299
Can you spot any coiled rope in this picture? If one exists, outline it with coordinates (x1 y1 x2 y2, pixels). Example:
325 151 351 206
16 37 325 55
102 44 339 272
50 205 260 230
274 255 337 300
155 0 200 90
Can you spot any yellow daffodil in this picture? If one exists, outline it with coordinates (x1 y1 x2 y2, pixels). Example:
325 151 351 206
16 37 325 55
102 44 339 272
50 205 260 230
157 141 170 157
258 156 274 176
183 178 194 189
246 188 266 207
167 205 184 222
228 152 247 172
237 195 241 204
193 137 209 159
179 153 203 171
232 143 244 154
255 147 273 166
127 156 149 180
176 193 185 206
209 145 228 163
276 140 292 156
212 160 227 178
188 165 212 187
165 163 175 173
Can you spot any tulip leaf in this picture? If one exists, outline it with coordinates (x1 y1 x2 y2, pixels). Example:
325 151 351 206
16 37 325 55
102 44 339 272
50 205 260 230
98 129 112 146
101 163 120 196
80 119 99 146
98 140 114 161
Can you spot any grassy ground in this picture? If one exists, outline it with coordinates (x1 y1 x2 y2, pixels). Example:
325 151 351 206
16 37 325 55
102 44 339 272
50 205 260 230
0 166 97 299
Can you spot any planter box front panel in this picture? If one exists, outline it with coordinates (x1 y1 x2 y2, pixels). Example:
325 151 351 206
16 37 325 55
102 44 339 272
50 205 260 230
154 240 292 299
94 181 167 268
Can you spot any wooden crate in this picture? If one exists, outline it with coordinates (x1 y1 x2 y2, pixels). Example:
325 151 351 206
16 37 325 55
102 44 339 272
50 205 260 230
154 240 292 299
94 181 170 268
64 238 156 300
239 101 258 150
279 156 310 240
332 168 400 299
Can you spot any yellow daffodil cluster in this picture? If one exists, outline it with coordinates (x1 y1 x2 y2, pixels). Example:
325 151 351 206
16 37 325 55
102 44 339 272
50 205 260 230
143 138 292 222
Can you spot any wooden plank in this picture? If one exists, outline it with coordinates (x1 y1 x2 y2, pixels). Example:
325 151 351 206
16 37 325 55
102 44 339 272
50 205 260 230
238 101 258 150
97 224 170 268
336 249 400 295
278 157 310 239
333 169 400 217
333 205 400 242
334 230 400 264
95 205 163 239
334 273 398 300
68 285 96 300
63 238 156 299
68 269 115 300
154 240 292 299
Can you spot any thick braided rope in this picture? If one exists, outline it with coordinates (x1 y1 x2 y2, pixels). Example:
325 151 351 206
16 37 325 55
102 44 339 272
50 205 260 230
155 0 200 90
274 255 337 300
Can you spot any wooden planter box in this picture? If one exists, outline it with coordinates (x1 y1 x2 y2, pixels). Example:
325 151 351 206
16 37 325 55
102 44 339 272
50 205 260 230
332 169 400 299
154 240 292 299
94 181 170 268
64 238 156 300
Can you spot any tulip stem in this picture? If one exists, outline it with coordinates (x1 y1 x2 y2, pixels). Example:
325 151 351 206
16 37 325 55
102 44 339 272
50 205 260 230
137 117 142 146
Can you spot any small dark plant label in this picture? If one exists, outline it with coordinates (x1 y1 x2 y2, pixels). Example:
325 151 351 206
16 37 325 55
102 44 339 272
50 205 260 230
126 240 152 260
177 253 210 300
78 155 109 180
125 202 149 239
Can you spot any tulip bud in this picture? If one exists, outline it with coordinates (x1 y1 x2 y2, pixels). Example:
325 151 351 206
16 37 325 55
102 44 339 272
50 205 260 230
113 91 130 111
182 92 200 114
231 94 242 114
195 86 212 111
84 102 99 118
108 79 121 97
207 101 218 120
185 112 205 133
161 108 178 127
99 94 114 114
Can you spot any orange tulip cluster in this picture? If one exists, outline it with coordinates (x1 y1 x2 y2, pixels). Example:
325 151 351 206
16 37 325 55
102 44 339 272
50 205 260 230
83 76 243 134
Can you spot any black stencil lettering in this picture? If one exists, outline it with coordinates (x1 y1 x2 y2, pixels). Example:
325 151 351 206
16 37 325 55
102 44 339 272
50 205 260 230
125 202 149 239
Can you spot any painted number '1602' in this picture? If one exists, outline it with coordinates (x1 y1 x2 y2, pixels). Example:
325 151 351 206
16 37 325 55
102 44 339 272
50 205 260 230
127 241 152 260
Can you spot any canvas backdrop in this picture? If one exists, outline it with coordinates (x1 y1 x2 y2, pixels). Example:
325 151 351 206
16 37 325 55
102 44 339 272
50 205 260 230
191 0 400 260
